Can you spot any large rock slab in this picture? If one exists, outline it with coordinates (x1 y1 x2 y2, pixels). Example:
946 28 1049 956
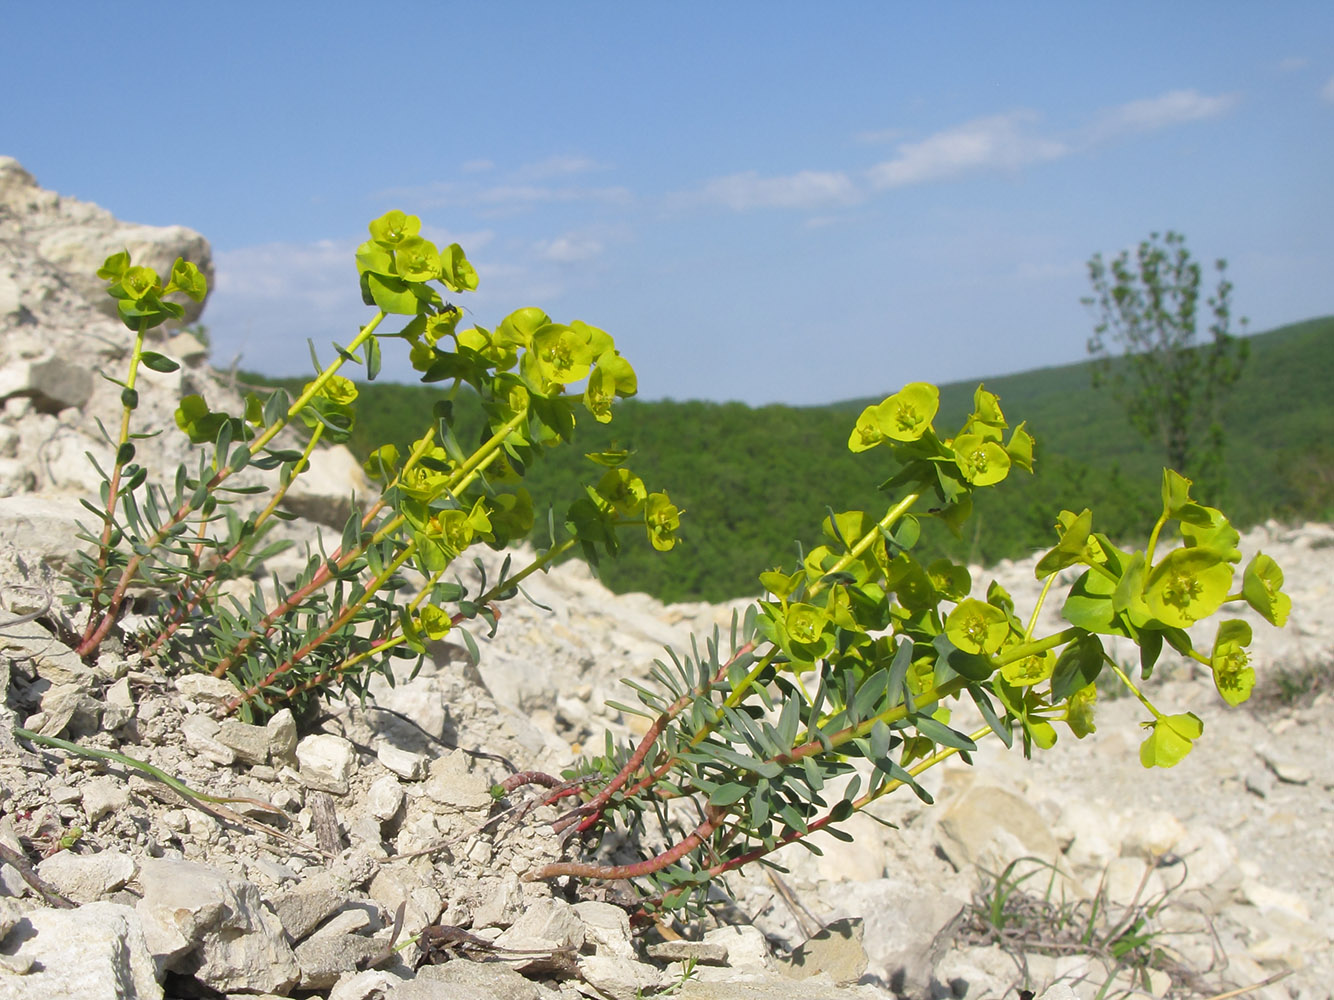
0 901 162 1000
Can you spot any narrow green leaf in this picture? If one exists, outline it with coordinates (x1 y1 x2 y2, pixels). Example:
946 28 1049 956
914 716 976 751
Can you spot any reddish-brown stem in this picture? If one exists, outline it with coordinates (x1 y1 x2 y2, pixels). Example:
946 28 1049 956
531 810 724 881
207 497 393 678
78 463 235 657
556 641 756 835
223 541 415 713
501 771 566 793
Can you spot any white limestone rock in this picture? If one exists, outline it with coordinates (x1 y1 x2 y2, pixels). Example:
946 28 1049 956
0 901 162 1000
36 848 136 904
135 858 300 994
296 733 357 795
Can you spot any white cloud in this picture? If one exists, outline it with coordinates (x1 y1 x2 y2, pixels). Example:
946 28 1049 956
474 184 632 208
1323 77 1334 103
534 233 605 263
460 158 495 173
513 155 607 180
206 239 369 373
1090 89 1237 139
867 111 1069 189
1277 56 1309 72
694 169 860 211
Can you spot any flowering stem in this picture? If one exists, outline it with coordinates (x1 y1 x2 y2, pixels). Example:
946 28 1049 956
79 317 385 659
80 327 147 643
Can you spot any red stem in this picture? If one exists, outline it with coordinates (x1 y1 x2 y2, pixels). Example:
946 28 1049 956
531 810 723 881
556 641 755 835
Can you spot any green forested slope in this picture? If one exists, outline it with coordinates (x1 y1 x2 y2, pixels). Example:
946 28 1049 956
243 316 1334 602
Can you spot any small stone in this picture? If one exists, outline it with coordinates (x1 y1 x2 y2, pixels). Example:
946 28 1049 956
475 874 526 930
781 917 869 985
296 734 356 795
80 776 132 823
294 933 383 990
216 718 271 765
422 750 492 813
366 775 404 822
175 673 242 706
0 901 161 1000
267 708 298 760
37 849 136 903
375 742 427 781
1258 747 1312 785
497 897 585 952
181 713 237 766
327 969 402 1000
101 676 136 729
49 782 82 805
646 940 730 965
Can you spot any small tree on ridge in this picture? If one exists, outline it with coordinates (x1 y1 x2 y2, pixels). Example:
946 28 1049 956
1083 230 1248 493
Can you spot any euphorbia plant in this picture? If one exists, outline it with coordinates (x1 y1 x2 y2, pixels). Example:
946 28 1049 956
507 384 1289 912
68 211 680 721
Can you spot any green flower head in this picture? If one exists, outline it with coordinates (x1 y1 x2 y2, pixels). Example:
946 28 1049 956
952 433 1011 487
848 405 887 453
416 605 452 641
645 492 681 552
120 265 162 302
362 444 400 482
394 236 442 283
531 323 596 386
781 602 836 664
594 468 647 517
945 598 1009 655
422 307 462 347
369 210 421 247
495 307 550 350
881 382 940 442
1065 683 1097 739
1210 619 1255 707
310 375 358 407
1242 552 1290 627
1001 648 1056 687
167 259 208 302
1145 548 1232 628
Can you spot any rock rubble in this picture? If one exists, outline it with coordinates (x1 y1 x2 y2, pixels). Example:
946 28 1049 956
2 157 1332 1000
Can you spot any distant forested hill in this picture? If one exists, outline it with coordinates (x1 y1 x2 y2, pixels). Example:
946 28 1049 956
241 316 1334 602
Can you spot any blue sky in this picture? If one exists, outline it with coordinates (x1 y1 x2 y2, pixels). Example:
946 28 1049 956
4 3 1332 405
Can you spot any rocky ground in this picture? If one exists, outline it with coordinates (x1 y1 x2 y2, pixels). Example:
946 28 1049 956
1 156 1331 1000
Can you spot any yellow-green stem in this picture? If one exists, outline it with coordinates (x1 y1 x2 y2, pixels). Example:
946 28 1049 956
1105 655 1163 720
1025 573 1057 640
474 538 577 606
808 491 921 599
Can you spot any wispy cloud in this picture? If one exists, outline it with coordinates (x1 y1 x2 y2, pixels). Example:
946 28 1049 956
693 169 860 211
512 155 608 180
473 184 632 209
1089 88 1238 139
534 232 605 263
207 239 367 372
1277 56 1309 72
1323 77 1334 103
867 111 1069 189
373 153 629 216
